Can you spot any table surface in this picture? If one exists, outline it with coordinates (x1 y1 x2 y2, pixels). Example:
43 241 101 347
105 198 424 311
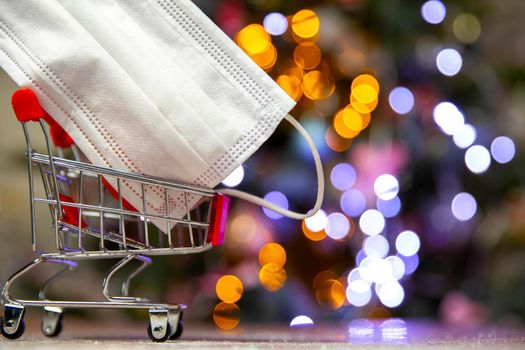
1 317 524 349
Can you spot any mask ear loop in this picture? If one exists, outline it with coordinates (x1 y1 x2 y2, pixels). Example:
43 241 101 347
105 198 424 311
218 113 324 220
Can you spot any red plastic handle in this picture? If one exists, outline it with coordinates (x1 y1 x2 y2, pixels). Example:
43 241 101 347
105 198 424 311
12 88 45 122
12 88 74 147
208 194 230 246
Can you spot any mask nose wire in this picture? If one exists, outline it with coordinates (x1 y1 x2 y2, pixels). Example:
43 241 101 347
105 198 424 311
217 113 325 220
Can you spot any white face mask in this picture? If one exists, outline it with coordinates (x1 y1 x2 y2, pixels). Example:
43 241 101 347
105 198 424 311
0 0 324 227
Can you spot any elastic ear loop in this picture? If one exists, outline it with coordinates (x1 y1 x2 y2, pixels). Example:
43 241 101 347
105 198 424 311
218 113 325 220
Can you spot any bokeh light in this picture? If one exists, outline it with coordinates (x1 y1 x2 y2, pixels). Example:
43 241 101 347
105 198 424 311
263 12 288 36
302 221 327 241
325 126 353 152
374 174 400 200
216 275 243 303
258 242 286 267
359 209 386 236
221 164 244 187
313 270 339 289
376 197 402 218
316 279 345 309
276 74 303 101
291 9 320 39
421 0 446 24
465 145 491 174
388 87 414 115
304 209 328 232
359 257 393 284
377 281 405 308
490 136 515 164
340 189 367 217
333 108 360 139
259 262 287 291
386 256 406 280
294 42 322 70
451 192 477 221
230 214 257 243
453 124 477 149
342 105 370 132
453 14 481 44
325 212 350 240
399 254 419 275
364 235 389 258
436 48 463 77
433 101 465 136
237 24 271 55
290 315 314 328
346 280 372 307
330 163 357 191
262 191 288 220
213 302 240 330
395 231 420 257
302 70 336 100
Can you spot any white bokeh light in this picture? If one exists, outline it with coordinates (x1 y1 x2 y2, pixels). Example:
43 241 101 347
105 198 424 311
490 136 516 164
325 212 350 240
453 124 477 149
465 145 491 174
346 280 372 307
421 0 446 24
436 48 462 76
304 209 328 232
359 257 393 284
395 231 420 257
388 87 415 115
364 235 389 258
433 101 465 136
347 268 369 285
451 192 477 221
374 174 400 201
377 281 405 308
221 164 244 187
386 256 406 280
359 210 386 236
290 315 314 327
263 12 288 36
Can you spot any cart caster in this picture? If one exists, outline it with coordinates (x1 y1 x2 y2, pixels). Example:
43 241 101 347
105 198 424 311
1 305 26 340
147 309 170 342
168 310 183 340
42 306 64 337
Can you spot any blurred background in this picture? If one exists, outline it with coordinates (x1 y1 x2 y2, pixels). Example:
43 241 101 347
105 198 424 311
1 0 524 332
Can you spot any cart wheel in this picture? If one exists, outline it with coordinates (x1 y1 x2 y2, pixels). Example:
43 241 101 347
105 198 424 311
42 316 63 337
147 321 171 343
169 321 183 340
0 317 26 340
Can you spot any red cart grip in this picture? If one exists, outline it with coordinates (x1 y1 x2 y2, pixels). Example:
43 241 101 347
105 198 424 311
12 88 45 122
12 88 74 147
208 194 230 246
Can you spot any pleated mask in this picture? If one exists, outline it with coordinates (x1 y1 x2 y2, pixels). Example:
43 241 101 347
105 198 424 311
0 0 324 230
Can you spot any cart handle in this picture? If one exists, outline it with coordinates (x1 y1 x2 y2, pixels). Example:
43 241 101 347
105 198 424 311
12 88 74 148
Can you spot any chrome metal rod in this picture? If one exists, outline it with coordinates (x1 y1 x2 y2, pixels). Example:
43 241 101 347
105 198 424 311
102 255 137 302
31 153 214 195
122 256 151 297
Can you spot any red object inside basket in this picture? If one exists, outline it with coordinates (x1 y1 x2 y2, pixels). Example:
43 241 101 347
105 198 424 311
101 177 138 212
208 194 230 246
59 194 87 228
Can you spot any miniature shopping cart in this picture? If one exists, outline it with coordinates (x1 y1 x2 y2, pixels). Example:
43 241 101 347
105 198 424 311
0 88 230 342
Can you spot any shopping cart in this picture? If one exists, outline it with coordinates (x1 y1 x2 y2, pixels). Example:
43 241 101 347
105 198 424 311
0 88 230 342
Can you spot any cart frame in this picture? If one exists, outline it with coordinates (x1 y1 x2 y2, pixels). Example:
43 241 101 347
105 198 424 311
0 88 230 342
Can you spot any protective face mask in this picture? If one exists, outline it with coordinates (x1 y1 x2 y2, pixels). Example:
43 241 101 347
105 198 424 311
0 0 324 229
